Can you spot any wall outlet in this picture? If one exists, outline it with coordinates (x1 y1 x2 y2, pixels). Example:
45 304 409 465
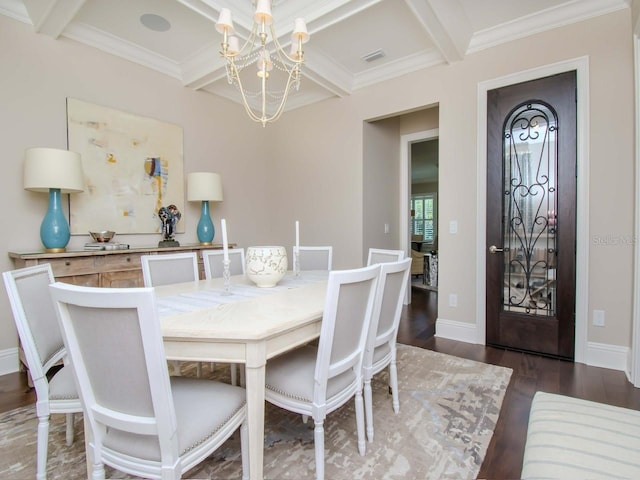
449 294 458 308
593 309 605 327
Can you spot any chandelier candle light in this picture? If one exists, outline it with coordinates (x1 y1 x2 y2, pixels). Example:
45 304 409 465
187 172 223 245
215 0 310 127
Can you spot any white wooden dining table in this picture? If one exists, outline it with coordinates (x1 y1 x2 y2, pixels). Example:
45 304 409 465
154 271 329 480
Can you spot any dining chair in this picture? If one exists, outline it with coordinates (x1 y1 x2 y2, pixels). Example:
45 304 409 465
141 252 200 287
2 264 82 480
201 248 246 386
49 282 249 480
202 248 246 279
366 248 405 266
264 264 380 480
362 257 412 443
141 252 202 377
292 246 333 271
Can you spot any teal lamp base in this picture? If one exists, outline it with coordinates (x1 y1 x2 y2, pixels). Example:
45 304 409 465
196 200 215 245
40 188 71 252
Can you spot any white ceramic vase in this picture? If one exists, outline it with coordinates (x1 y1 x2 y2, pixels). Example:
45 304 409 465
246 246 288 288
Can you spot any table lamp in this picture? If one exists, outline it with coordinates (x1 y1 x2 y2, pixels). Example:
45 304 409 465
187 172 223 245
23 147 84 253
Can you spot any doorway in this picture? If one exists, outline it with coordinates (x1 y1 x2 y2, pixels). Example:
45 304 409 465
486 71 577 359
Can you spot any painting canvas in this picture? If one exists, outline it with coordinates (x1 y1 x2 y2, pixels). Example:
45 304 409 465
66 98 184 235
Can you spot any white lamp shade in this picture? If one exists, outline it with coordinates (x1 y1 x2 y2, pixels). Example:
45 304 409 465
292 18 309 43
227 35 240 55
187 172 223 201
216 8 234 34
23 147 84 193
255 0 273 25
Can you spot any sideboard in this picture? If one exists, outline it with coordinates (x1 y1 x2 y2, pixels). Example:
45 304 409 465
8 243 233 287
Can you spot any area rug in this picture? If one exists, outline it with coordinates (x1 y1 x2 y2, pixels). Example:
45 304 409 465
0 345 511 479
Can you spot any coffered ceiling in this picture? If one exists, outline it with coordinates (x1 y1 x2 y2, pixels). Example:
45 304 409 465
0 0 630 112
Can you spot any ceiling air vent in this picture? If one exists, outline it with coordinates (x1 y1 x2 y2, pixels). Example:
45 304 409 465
361 49 385 63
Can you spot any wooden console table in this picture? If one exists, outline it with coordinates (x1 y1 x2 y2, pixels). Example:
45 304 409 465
8 244 232 288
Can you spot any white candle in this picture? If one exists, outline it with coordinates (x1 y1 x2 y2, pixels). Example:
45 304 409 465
221 218 229 262
295 220 300 251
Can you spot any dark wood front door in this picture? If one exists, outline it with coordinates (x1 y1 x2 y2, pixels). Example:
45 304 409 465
486 71 576 359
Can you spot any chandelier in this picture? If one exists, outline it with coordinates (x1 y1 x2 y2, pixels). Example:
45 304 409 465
215 0 310 127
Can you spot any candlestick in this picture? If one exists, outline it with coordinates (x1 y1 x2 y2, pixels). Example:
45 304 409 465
221 218 229 262
295 220 301 278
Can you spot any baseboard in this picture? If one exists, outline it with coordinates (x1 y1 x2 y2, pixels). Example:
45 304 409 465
435 318 481 344
585 341 629 373
0 347 19 376
435 320 629 374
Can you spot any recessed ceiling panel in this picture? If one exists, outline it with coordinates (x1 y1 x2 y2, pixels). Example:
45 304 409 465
74 0 217 61
310 0 433 75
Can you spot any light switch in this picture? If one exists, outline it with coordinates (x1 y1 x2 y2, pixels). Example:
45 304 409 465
384 223 390 234
449 220 458 234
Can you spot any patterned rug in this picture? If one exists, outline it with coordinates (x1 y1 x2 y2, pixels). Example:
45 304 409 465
0 345 512 479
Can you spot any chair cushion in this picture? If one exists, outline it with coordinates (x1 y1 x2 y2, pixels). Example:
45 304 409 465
521 391 640 479
102 378 245 461
265 345 356 403
49 365 79 400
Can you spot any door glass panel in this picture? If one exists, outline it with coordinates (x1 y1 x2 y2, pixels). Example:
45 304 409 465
502 102 557 316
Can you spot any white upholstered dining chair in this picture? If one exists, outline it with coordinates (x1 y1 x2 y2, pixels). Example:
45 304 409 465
141 252 202 377
202 248 245 279
49 282 249 480
201 248 246 386
141 252 200 287
264 264 380 480
366 248 405 266
292 245 333 271
362 258 411 442
2 264 82 480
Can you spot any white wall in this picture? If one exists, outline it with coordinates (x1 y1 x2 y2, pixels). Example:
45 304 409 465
268 10 635 357
0 9 636 372
0 16 273 363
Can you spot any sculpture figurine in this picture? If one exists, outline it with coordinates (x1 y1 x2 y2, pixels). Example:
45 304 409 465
158 204 181 247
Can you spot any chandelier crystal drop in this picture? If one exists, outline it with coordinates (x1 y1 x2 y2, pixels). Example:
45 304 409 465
215 0 310 127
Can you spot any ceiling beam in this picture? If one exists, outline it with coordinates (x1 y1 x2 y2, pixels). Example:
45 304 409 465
24 0 86 38
405 0 472 63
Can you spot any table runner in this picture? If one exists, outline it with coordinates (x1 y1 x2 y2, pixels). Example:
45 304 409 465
156 271 328 317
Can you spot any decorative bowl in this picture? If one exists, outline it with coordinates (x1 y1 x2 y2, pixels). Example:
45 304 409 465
89 231 116 243
246 246 288 288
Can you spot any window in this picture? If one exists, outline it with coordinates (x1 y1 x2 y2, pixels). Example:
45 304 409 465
411 193 437 243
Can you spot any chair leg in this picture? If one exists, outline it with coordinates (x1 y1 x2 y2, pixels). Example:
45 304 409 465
389 361 400 413
355 390 366 456
65 412 74 446
240 421 249 480
313 419 325 480
230 364 237 386
363 378 374 442
36 414 49 480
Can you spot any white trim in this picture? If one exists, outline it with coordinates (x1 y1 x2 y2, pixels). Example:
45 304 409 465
400 128 439 305
632 33 640 387
585 342 629 373
435 318 480 344
476 57 590 363
0 347 19 376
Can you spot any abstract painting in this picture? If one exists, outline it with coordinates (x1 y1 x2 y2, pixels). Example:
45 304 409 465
66 98 184 235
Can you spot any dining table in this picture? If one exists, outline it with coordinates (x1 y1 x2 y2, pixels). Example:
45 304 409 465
154 270 329 480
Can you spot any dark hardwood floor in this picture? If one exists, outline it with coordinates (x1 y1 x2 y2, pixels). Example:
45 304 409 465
2 285 639 479
399 286 640 479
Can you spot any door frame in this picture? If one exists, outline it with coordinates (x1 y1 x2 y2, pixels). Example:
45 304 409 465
476 56 590 363
400 128 439 305
632 32 640 387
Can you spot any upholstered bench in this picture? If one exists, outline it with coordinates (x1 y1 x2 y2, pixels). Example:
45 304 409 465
521 391 640 479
